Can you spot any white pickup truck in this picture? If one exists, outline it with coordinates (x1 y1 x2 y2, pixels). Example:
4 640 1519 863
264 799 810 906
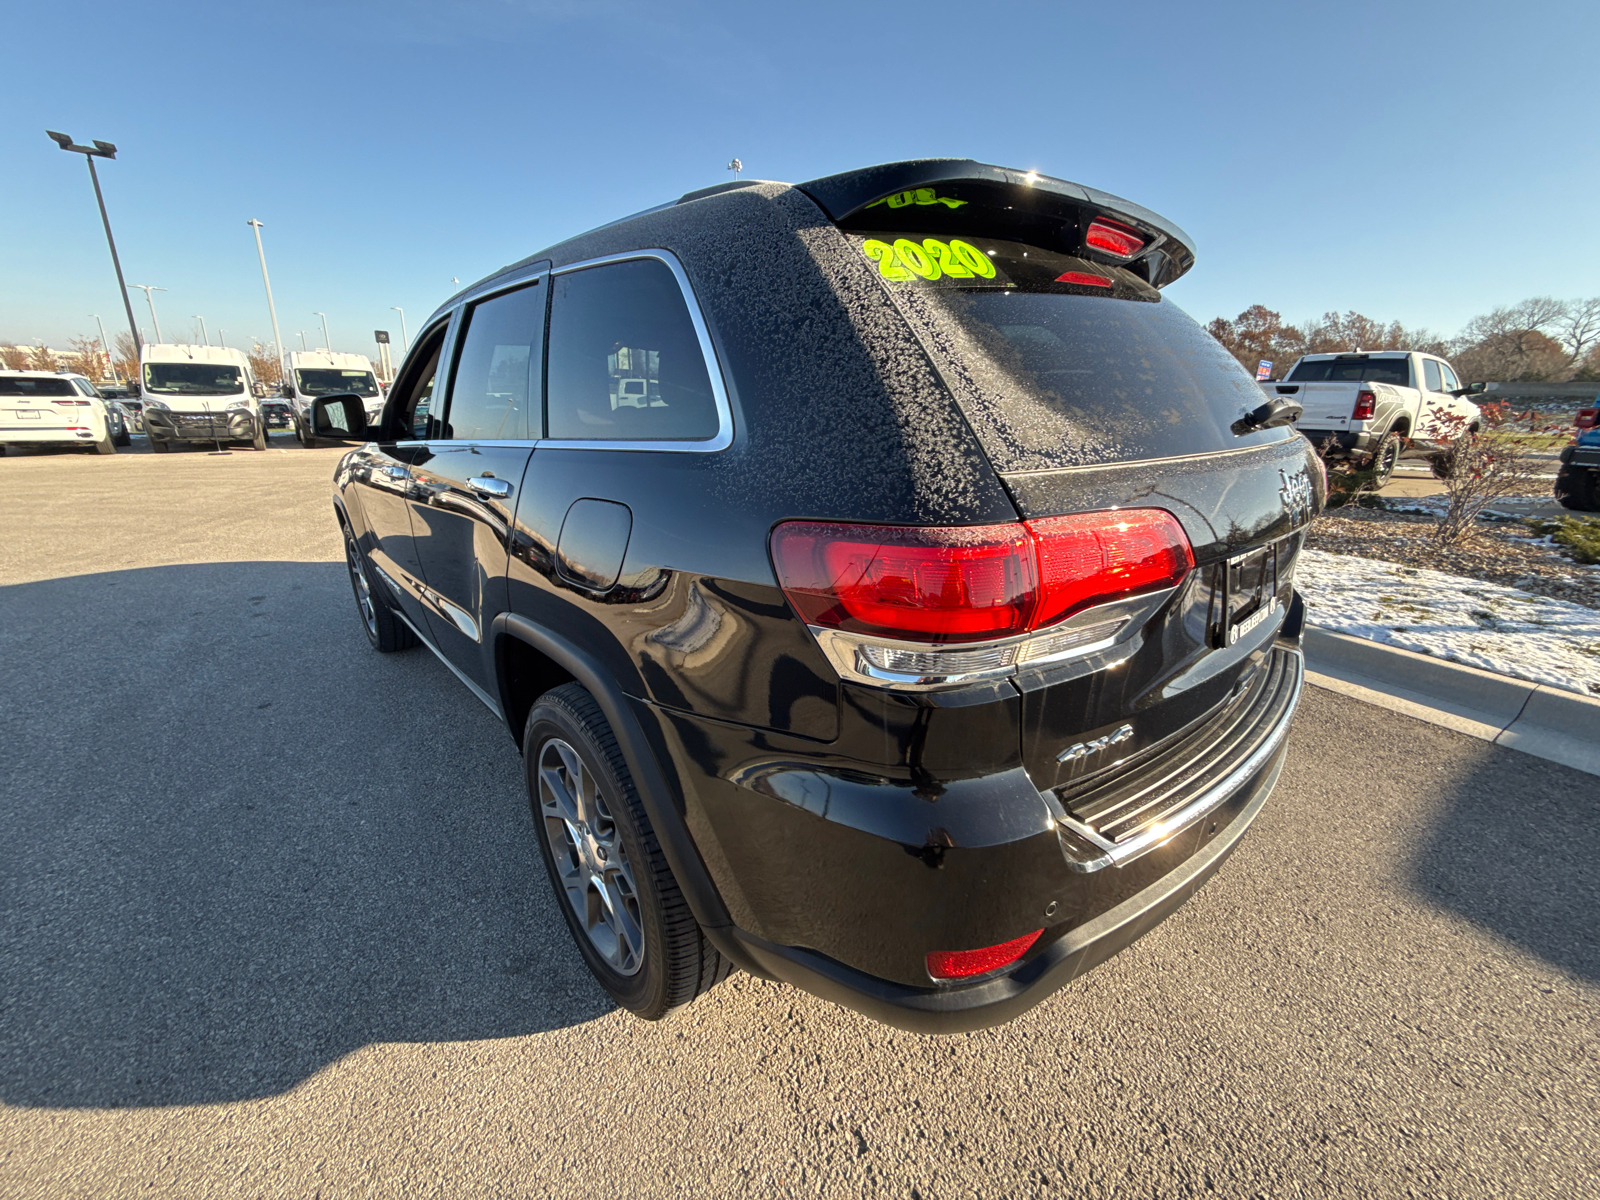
1268 351 1485 484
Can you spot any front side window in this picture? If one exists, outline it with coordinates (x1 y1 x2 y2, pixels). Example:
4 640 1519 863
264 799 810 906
1438 362 1460 392
545 258 719 442
444 281 543 441
1423 359 1443 392
390 326 446 440
143 363 243 396
296 369 379 397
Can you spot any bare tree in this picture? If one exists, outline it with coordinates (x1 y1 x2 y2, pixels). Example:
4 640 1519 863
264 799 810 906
29 344 59 371
248 343 282 385
1206 305 1306 377
1557 297 1600 370
113 332 140 382
68 335 106 381
1 345 30 370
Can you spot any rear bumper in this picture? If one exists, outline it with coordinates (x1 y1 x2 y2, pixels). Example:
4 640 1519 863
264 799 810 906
651 615 1306 1031
730 735 1286 1033
0 426 101 444
1298 428 1368 455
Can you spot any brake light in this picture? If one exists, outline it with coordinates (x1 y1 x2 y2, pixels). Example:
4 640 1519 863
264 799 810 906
1055 271 1113 288
927 930 1042 980
51 399 91 406
770 510 1192 645
1085 218 1145 258
1353 389 1377 420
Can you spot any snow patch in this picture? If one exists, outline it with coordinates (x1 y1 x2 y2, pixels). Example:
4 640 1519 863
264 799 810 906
1297 549 1600 696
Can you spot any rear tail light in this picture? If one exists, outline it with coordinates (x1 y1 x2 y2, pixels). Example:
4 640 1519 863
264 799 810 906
770 510 1193 645
927 930 1042 981
51 399 92 406
1055 271 1113 288
1085 218 1145 258
1352 390 1377 420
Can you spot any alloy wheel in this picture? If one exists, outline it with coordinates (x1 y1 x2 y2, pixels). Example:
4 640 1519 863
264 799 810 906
537 737 645 976
346 537 378 637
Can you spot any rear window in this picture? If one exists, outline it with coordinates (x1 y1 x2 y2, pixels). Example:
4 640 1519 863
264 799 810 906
1286 356 1412 385
849 232 1285 471
0 377 76 397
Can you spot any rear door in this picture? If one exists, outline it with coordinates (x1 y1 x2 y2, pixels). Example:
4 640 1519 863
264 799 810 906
407 273 546 696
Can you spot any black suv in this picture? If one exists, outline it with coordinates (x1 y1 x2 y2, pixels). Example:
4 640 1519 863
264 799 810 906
318 159 1322 1032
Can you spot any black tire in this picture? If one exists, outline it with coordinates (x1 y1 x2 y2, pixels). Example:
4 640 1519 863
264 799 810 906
344 526 418 652
1555 466 1599 512
149 432 170 453
252 422 268 452
524 683 731 1019
1368 431 1401 488
93 431 117 455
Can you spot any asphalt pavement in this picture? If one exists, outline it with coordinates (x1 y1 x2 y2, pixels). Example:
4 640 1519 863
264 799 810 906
1 444 1596 1198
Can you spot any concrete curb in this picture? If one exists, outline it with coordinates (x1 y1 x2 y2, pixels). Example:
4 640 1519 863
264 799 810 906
1302 626 1600 777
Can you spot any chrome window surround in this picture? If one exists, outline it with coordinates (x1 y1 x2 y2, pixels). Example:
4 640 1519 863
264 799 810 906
393 250 733 454
805 587 1178 692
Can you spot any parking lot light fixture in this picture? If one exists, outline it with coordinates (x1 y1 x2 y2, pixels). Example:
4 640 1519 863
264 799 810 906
247 219 287 386
314 312 331 352
47 131 143 360
193 315 208 346
390 307 408 355
216 328 227 349
129 285 166 342
91 314 112 378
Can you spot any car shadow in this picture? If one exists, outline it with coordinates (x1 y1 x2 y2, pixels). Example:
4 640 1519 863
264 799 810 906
1403 725 1599 985
0 561 613 1109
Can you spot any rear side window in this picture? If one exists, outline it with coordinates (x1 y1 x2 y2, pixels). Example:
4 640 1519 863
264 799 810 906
1286 356 1412 385
444 281 544 441
545 259 719 442
1423 359 1443 392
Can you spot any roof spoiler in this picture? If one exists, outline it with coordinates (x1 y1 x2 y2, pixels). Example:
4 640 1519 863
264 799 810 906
795 158 1196 288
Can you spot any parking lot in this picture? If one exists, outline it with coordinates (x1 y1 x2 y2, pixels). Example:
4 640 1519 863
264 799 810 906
2 446 1596 1198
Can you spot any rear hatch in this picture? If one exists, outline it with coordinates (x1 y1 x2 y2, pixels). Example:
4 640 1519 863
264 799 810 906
0 377 90 431
802 163 1320 826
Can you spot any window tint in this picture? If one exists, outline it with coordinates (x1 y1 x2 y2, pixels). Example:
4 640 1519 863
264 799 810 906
0 377 75 397
1439 362 1460 392
1286 356 1412 385
390 327 446 440
1423 359 1443 392
546 259 719 442
74 379 99 397
444 281 544 441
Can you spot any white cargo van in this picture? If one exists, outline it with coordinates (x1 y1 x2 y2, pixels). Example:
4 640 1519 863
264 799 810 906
284 351 383 444
139 344 265 453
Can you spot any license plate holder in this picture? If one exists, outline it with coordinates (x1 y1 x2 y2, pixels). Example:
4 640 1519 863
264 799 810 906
17 410 40 419
1214 543 1281 647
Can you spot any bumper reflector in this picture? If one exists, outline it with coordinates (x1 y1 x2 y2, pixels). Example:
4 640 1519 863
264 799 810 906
926 929 1042 981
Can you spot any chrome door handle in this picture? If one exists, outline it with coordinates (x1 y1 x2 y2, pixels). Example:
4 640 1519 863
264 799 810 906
467 475 512 499
381 465 408 478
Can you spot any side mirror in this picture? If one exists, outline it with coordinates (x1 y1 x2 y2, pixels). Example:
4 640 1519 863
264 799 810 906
1453 381 1487 397
310 393 374 441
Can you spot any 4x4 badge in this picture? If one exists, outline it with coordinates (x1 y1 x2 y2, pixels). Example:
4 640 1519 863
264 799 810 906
1058 723 1134 767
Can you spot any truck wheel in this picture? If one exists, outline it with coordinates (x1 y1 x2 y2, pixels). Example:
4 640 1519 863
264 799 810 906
252 423 268 452
94 432 117 455
344 528 418 652
1555 466 1598 512
149 432 170 454
1369 432 1401 487
524 683 732 1020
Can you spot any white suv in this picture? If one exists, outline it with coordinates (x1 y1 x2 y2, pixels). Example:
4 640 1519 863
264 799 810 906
0 372 126 455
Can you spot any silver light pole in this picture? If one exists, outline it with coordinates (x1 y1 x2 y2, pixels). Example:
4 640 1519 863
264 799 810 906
246 219 286 388
215 328 227 349
91 314 112 380
298 331 308 351
129 285 166 342
47 132 143 361
193 315 208 346
313 312 331 351
390 306 408 355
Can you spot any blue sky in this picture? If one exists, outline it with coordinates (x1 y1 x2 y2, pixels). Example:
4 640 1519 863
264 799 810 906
4 0 1596 357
